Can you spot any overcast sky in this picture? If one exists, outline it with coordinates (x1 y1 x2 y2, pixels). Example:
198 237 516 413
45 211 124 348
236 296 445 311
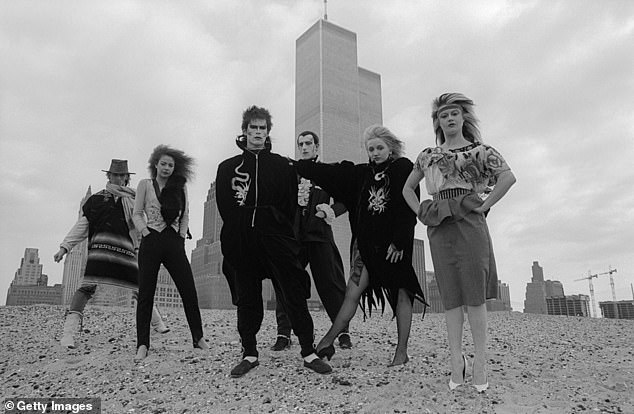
1 0 633 313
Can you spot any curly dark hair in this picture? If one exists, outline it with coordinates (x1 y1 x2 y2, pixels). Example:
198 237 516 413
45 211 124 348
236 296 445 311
241 105 273 132
147 145 195 183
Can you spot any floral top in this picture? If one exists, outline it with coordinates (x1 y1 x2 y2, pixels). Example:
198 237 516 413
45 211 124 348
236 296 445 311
414 143 510 195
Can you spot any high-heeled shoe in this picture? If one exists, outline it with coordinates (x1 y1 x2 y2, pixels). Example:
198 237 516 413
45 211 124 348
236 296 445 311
316 344 335 361
472 361 488 392
194 338 209 350
448 354 467 391
134 345 148 362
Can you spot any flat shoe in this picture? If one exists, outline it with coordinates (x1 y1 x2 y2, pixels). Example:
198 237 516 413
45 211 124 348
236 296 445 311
303 358 332 374
230 359 259 378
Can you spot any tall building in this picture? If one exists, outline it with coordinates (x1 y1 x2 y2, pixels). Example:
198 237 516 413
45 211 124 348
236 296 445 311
523 261 548 314
411 238 427 313
295 18 383 276
12 248 45 286
599 300 634 319
61 186 91 305
191 182 228 309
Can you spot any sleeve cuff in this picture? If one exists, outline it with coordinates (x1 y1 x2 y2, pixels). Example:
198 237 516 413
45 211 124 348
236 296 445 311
315 203 335 224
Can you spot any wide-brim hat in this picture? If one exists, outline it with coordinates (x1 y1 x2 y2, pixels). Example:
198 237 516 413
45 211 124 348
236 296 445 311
102 159 135 174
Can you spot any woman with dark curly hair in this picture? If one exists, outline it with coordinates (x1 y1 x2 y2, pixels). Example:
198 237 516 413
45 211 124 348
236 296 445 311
403 93 516 392
132 145 207 361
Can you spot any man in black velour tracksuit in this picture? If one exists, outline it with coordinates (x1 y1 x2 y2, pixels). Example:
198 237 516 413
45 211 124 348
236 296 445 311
270 131 351 352
215 105 332 378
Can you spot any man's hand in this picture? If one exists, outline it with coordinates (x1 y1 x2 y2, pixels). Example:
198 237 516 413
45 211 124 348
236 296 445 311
53 247 67 263
315 210 326 219
385 243 404 263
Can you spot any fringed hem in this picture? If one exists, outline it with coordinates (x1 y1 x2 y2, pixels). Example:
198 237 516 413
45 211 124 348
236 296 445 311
359 286 429 320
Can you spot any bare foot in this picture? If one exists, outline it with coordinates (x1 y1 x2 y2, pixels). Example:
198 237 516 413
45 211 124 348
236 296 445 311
388 353 410 367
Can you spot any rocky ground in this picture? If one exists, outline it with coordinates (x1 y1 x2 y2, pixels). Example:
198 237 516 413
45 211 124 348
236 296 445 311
1 305 632 413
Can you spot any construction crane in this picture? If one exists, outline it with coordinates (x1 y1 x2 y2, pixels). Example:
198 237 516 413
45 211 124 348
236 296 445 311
576 271 599 317
575 267 618 318
603 266 618 318
604 265 618 302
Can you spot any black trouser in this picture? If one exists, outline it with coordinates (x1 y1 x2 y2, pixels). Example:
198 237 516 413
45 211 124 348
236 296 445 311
275 240 348 337
229 227 316 358
136 227 203 348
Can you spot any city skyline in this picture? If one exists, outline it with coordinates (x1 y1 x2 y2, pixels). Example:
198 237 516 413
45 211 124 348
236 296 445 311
2 1 633 311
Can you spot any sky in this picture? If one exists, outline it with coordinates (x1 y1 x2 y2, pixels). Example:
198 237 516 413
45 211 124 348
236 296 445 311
1 0 633 314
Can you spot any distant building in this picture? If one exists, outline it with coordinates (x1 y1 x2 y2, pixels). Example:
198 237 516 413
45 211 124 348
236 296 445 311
6 249 62 305
61 186 91 305
545 280 564 297
154 265 184 309
599 300 634 319
524 261 547 314
425 271 444 313
90 285 134 308
6 283 63 306
487 281 512 311
546 295 590 317
12 248 45 286
412 238 427 314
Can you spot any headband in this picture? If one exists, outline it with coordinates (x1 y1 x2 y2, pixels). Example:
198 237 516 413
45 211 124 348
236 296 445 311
436 104 462 115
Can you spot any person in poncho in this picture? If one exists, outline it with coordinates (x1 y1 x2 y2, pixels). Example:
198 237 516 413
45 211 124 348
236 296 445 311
54 159 169 350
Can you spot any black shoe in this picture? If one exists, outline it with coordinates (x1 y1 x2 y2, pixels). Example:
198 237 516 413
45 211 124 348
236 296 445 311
304 358 332 374
230 359 259 378
316 344 335 361
338 333 352 349
270 335 291 351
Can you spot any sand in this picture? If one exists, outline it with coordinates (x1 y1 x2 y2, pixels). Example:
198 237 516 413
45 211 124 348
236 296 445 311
1 305 631 413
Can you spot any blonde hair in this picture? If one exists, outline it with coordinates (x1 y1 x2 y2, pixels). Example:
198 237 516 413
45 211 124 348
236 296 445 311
363 124 404 158
432 93 481 146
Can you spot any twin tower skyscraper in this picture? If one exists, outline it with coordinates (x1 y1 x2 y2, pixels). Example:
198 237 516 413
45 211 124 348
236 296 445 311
192 18 383 308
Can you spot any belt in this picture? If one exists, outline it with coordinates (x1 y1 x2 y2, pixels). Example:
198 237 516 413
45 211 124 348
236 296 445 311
432 188 472 201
